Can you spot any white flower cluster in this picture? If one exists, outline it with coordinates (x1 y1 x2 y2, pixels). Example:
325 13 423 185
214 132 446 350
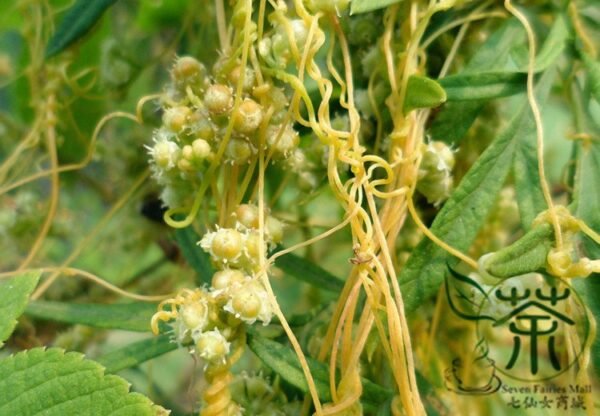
197 204 284 327
164 263 274 364
146 55 304 209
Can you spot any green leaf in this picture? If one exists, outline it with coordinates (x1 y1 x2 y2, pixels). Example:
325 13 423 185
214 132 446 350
26 301 156 332
430 14 567 142
0 348 159 415
527 13 569 73
404 75 447 112
429 19 525 142
400 69 555 313
581 52 600 103
274 250 344 292
351 0 402 15
574 140 600 374
174 227 214 286
439 72 527 101
513 125 547 229
0 272 40 347
97 334 177 373
46 0 118 58
246 330 391 407
247 331 444 414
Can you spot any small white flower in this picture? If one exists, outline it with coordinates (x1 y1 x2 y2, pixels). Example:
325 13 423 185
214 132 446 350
224 280 273 325
180 299 209 333
147 130 180 170
199 227 244 263
195 328 230 364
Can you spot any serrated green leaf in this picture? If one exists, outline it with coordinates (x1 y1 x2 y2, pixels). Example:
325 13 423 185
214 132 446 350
404 75 447 112
46 0 118 58
0 348 159 415
274 250 344 292
97 334 177 373
582 52 600 103
400 69 555 313
246 330 391 406
351 0 402 15
25 301 156 332
439 72 527 101
0 272 40 347
174 227 214 286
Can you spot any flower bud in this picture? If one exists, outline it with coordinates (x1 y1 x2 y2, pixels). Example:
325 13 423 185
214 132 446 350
205 84 233 115
225 280 272 325
212 269 246 291
230 289 262 321
163 106 191 133
266 216 283 244
180 300 209 332
195 329 230 363
192 139 211 159
226 138 253 164
212 228 243 261
172 56 206 85
235 204 259 229
233 99 263 134
228 66 255 92
266 124 299 156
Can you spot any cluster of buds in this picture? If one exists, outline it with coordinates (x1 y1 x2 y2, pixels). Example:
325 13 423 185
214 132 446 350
197 204 285 326
152 205 285 364
259 15 309 69
152 289 230 365
147 54 304 209
199 204 283 270
153 271 273 365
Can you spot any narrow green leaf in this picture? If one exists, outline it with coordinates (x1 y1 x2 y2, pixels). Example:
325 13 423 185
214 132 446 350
464 20 525 72
439 72 527 101
513 124 547 229
430 19 524 142
404 75 447 112
0 272 40 347
430 14 567 142
174 227 214 286
247 330 331 401
246 331 391 406
97 334 177 373
527 13 569 73
0 348 159 415
400 70 555 313
574 140 600 374
247 331 444 413
351 0 402 15
26 301 156 332
581 52 600 103
274 250 344 292
46 0 118 58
